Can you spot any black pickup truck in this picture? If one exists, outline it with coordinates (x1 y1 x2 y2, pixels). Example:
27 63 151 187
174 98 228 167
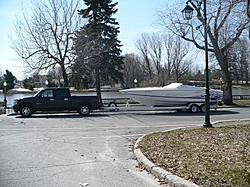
13 87 103 117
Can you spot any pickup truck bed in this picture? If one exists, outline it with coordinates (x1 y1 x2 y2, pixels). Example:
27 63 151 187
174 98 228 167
13 87 103 117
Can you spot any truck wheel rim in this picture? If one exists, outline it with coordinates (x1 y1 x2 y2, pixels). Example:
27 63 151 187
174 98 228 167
81 107 89 114
22 107 30 115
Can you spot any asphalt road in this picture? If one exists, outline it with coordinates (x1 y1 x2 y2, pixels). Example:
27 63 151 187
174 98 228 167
0 107 249 187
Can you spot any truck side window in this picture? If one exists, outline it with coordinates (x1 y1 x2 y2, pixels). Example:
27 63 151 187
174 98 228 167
41 90 53 98
55 89 69 98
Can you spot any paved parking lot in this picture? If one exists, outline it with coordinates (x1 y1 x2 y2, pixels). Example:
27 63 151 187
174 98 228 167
0 107 249 187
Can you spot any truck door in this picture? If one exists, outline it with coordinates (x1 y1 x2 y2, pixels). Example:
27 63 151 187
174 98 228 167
54 89 71 110
34 89 55 110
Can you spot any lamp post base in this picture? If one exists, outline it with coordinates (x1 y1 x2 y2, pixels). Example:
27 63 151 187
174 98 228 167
203 122 213 128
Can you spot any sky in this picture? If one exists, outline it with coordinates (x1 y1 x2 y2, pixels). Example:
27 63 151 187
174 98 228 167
0 0 172 80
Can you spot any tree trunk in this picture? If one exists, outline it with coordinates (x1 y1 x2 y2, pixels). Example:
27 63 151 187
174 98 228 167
246 70 249 84
95 69 102 99
211 43 233 105
60 63 68 87
222 70 233 105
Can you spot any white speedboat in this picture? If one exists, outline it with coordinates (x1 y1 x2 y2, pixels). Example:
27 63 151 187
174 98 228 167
119 83 223 107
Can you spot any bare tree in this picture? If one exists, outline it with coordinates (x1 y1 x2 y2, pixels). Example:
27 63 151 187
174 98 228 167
11 0 83 87
134 33 194 85
135 33 168 85
234 38 249 84
135 33 153 81
149 33 163 85
122 53 145 88
157 0 250 104
163 35 174 81
0 66 3 77
172 37 191 82
47 66 63 86
162 35 192 83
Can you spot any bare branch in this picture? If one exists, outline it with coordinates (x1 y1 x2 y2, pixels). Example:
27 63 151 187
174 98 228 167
11 0 84 86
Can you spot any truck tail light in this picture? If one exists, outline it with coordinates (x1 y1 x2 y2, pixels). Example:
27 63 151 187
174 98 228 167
98 96 102 103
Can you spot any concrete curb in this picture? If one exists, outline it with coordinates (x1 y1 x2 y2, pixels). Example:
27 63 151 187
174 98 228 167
134 134 200 187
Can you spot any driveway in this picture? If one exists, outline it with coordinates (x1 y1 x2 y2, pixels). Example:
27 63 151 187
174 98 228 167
0 107 249 187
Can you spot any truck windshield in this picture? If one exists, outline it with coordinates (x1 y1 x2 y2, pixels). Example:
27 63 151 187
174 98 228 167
33 89 45 97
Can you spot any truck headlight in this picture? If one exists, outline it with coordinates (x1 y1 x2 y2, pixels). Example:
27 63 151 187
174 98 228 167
14 99 18 105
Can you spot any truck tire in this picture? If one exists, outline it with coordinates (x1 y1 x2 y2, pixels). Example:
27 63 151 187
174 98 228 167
78 104 90 116
189 104 199 113
20 104 33 117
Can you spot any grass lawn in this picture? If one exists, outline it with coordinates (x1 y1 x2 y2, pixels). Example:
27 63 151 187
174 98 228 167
138 124 250 187
233 100 250 106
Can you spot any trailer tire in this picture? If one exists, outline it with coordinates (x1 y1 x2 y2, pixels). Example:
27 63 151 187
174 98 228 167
108 102 117 108
189 104 199 113
200 104 205 113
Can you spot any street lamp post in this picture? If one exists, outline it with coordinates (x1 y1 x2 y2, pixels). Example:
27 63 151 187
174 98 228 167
134 79 138 88
182 2 194 20
3 82 7 108
182 0 212 127
45 80 49 87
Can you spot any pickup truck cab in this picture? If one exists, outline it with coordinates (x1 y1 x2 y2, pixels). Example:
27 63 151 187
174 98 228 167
13 87 102 117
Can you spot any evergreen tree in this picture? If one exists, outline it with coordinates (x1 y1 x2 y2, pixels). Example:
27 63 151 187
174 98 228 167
75 0 124 98
3 70 17 92
23 78 29 89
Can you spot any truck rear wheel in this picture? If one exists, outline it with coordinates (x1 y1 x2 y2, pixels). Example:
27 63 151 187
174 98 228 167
20 105 33 117
78 104 90 116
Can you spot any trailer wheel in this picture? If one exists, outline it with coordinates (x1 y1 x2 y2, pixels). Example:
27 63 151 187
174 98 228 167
200 104 205 113
78 104 90 116
20 104 33 117
108 102 117 108
189 104 199 113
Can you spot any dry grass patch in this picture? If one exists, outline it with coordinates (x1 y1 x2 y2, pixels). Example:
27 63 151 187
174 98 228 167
138 124 250 187
233 100 250 106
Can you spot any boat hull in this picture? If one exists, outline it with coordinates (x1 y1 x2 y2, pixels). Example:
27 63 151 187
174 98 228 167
119 84 223 107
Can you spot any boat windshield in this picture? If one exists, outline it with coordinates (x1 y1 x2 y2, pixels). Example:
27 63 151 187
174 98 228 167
164 83 183 88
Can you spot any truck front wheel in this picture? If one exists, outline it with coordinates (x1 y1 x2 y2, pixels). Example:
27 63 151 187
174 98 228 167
20 105 33 117
78 104 90 116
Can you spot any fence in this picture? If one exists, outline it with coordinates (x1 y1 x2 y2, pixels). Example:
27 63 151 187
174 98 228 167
232 95 250 100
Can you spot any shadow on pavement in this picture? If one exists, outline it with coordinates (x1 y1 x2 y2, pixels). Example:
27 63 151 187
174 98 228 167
136 109 239 116
14 112 109 119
